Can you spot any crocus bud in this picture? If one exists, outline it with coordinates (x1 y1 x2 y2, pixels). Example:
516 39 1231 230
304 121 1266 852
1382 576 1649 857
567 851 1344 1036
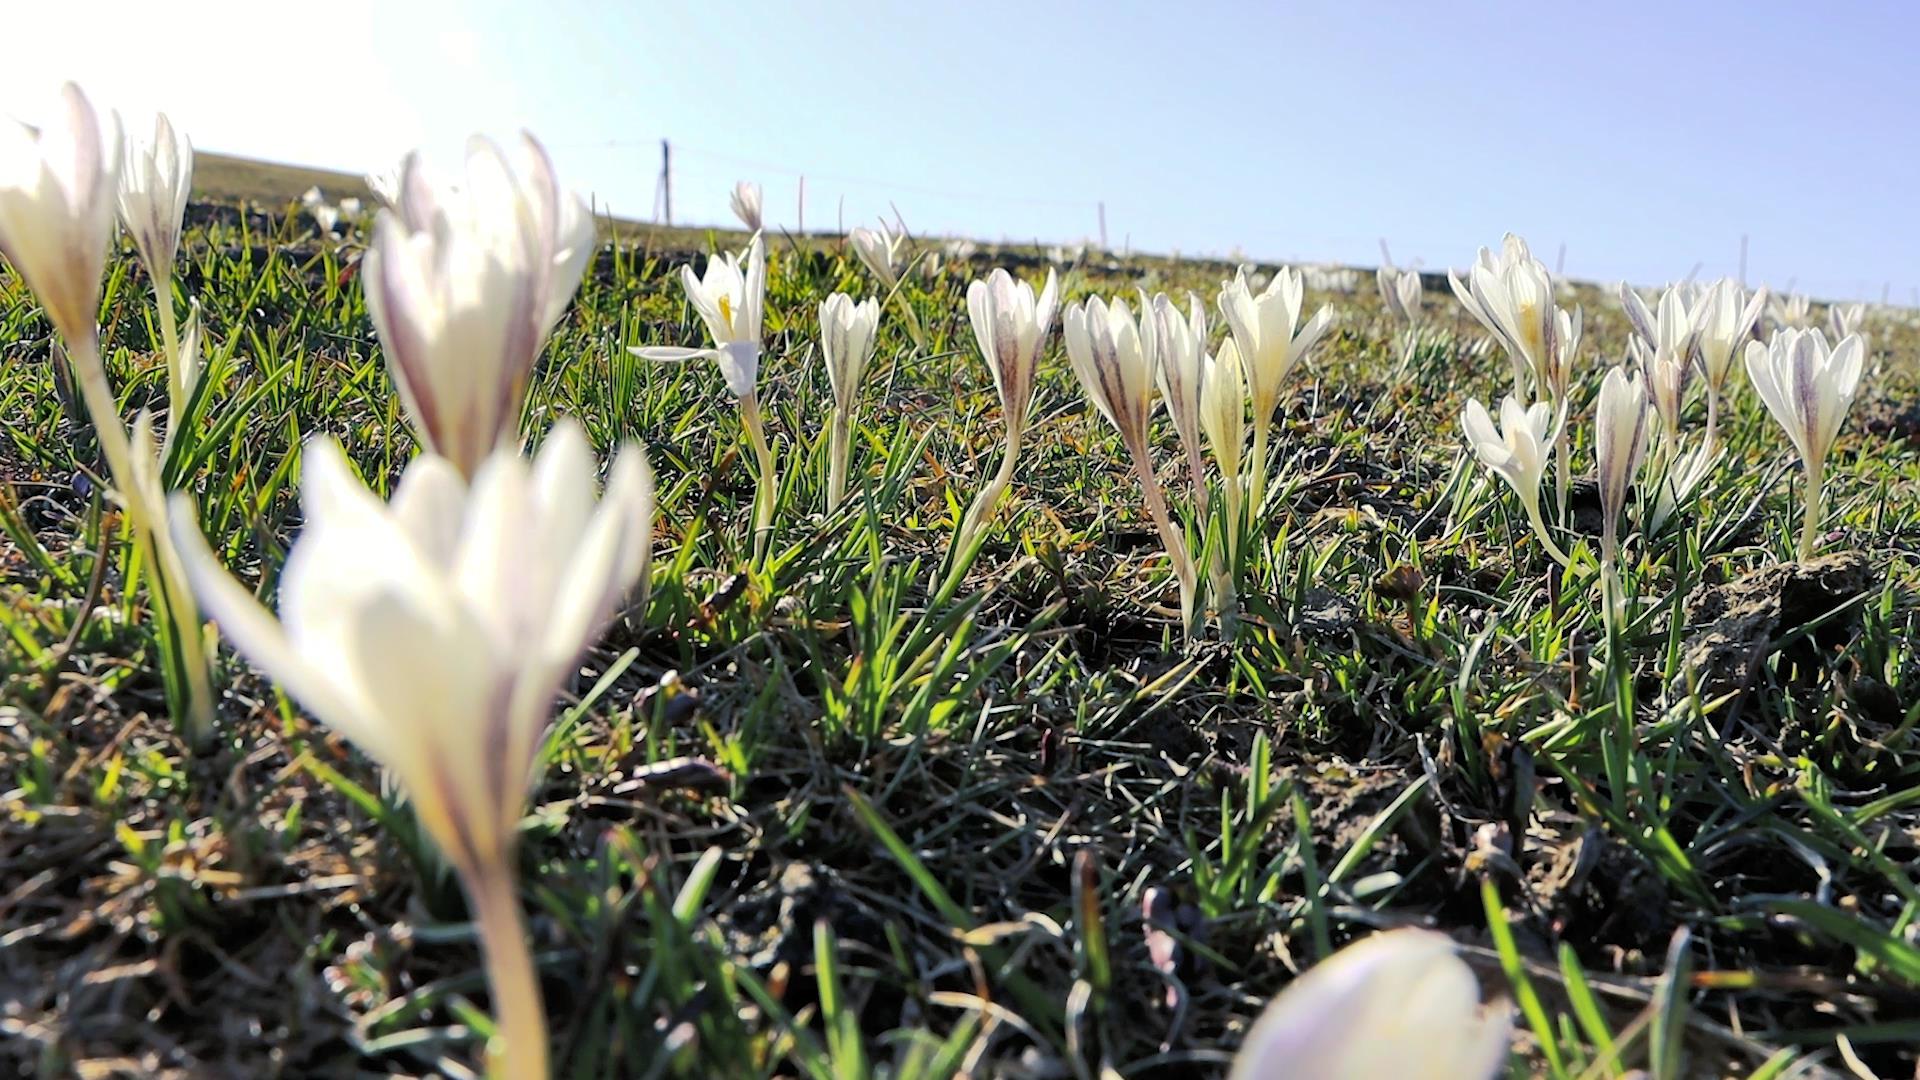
1146 291 1209 492
1595 366 1652 563
1201 339 1247 486
849 221 906 290
1630 336 1692 442
363 134 594 477
1229 929 1509 1080
730 181 762 232
632 234 767 401
966 267 1059 443
820 292 881 416
0 83 122 348
116 112 191 292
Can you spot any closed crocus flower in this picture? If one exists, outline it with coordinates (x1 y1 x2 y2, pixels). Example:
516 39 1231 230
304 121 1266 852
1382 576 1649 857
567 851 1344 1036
1462 395 1568 567
1745 328 1865 559
849 221 906 290
730 180 762 232
0 82 122 350
1450 234 1558 399
1630 335 1692 444
967 267 1059 446
819 292 881 509
1826 301 1864 341
364 134 594 478
1146 291 1210 500
169 421 653 1080
1202 340 1248 492
117 113 192 298
1217 265 1333 513
1066 295 1200 631
1595 366 1652 567
1377 265 1422 325
1229 929 1509 1080
1689 278 1767 439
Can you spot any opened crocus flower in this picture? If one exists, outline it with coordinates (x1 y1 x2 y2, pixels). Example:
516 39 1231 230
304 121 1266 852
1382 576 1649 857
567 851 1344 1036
1462 395 1569 567
1066 295 1199 630
1449 234 1562 400
1689 278 1768 441
169 422 654 1080
1146 291 1211 508
819 291 881 509
1376 265 1423 325
730 180 762 232
1595 366 1652 569
363 134 594 478
1228 929 1509 1080
937 266 1058 602
631 234 779 558
117 112 195 426
1744 328 1864 559
1217 265 1333 514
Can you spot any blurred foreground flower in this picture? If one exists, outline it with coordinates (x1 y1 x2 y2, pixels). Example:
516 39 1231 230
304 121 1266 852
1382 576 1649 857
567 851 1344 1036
730 180 762 231
1065 295 1199 630
631 234 780 559
1229 929 1509 1080
1217 266 1332 515
1461 396 1569 567
1745 328 1863 559
819 291 880 509
170 422 653 1080
0 83 218 745
363 134 594 477
937 267 1058 602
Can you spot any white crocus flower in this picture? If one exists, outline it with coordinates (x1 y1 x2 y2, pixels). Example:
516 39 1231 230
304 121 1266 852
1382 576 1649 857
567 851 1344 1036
0 83 122 352
1217 265 1333 514
1449 234 1560 399
1229 929 1509 1080
937 267 1059 602
117 112 196 434
1595 366 1653 568
1826 301 1864 341
1066 296 1199 631
1377 265 1423 325
363 134 594 478
730 180 762 232
169 422 653 1080
1689 278 1768 440
633 234 778 557
1146 290 1211 506
1201 338 1249 586
1629 335 1693 445
1648 437 1719 534
1744 328 1865 560
1769 291 1811 330
819 292 881 509
849 220 907 290
1462 395 1569 567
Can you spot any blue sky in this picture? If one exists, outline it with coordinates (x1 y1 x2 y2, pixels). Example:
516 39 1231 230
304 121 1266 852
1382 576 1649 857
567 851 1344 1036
7 1 1916 300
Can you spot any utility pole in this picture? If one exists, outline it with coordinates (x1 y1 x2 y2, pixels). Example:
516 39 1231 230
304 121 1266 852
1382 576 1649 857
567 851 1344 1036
797 176 806 234
1738 234 1748 287
659 140 672 226
1097 202 1107 251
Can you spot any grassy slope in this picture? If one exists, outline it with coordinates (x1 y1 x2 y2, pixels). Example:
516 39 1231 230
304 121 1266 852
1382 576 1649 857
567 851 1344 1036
4 173 1920 1078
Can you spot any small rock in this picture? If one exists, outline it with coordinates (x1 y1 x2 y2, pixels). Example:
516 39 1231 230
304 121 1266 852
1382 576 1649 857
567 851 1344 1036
1675 552 1874 702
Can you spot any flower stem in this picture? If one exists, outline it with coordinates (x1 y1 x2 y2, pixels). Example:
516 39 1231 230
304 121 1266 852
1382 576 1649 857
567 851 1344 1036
1522 496 1574 569
1247 421 1270 523
936 438 1019 606
1554 438 1571 527
154 282 184 436
1127 439 1198 637
1798 459 1824 562
739 394 778 564
464 865 550 1080
826 409 850 512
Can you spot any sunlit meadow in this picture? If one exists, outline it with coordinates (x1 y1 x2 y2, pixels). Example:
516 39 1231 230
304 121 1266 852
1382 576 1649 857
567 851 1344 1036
5 85 1920 1079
